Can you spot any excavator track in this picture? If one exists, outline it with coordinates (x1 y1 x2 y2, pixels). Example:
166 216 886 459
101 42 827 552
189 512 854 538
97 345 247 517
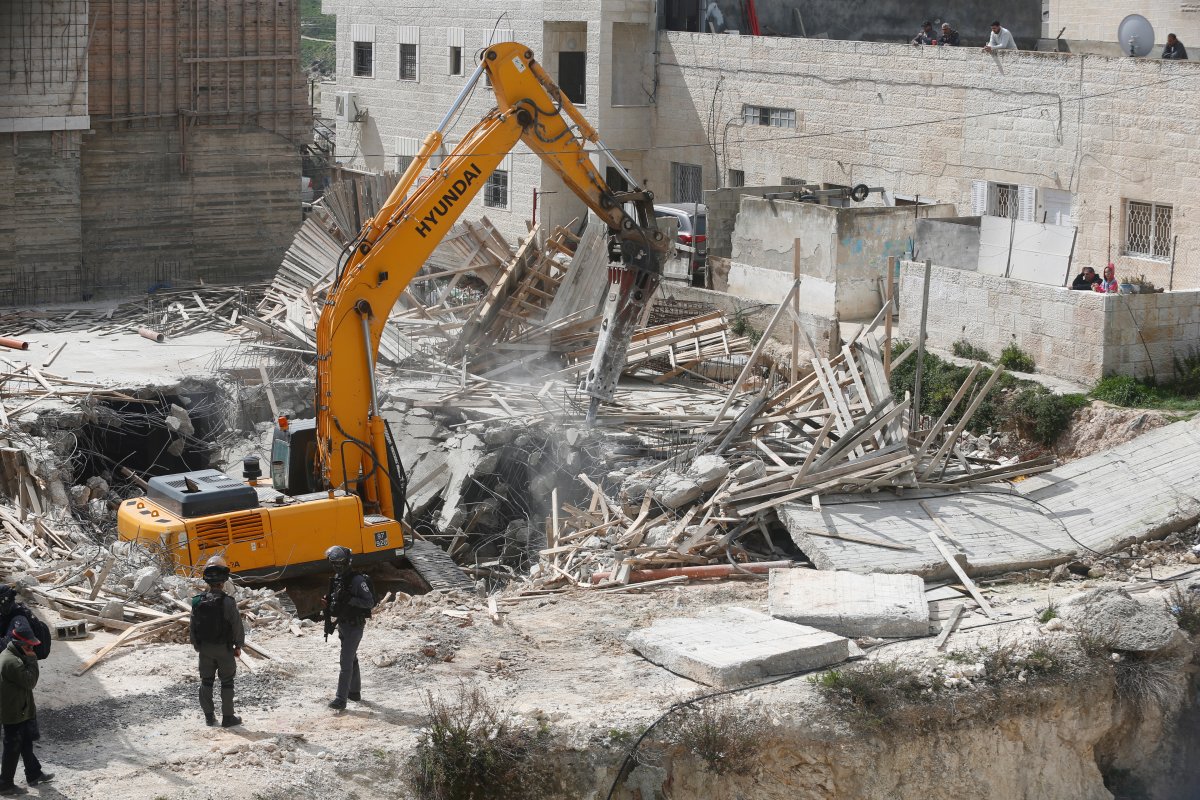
405 539 475 592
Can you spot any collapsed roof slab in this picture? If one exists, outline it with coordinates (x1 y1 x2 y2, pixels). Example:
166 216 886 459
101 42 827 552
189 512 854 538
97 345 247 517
779 416 1200 579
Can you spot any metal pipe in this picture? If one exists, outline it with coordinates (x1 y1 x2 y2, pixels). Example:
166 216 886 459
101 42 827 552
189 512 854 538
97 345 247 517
358 305 380 417
437 61 484 134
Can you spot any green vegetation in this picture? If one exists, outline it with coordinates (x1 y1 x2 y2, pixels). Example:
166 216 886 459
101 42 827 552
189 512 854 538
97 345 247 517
811 661 937 730
661 697 768 776
408 685 553 800
890 343 1087 446
730 308 763 345
300 0 336 75
1088 350 1200 412
951 339 993 362
999 343 1036 373
1038 603 1059 624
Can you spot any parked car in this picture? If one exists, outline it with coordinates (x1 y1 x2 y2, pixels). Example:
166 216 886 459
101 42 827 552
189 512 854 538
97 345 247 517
654 202 707 286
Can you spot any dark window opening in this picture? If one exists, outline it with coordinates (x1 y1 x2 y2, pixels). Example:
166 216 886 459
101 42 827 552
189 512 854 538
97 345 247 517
353 41 373 77
399 43 418 80
605 166 629 193
485 169 509 208
450 46 463 75
559 51 586 104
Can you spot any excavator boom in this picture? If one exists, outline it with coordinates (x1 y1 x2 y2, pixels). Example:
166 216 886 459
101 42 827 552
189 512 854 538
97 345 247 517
117 42 668 581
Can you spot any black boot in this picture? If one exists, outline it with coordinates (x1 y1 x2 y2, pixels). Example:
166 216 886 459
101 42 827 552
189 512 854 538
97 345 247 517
328 697 346 710
348 692 361 702
205 714 218 727
221 715 242 728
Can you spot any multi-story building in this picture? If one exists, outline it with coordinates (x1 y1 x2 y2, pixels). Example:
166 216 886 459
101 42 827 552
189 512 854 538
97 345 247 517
0 0 309 304
325 2 1200 291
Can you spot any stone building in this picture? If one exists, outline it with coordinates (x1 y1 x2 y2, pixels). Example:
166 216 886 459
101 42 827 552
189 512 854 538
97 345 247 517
0 0 309 304
324 3 1199 291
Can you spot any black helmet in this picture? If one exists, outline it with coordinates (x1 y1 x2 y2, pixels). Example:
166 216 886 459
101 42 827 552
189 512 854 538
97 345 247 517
325 545 352 571
202 555 231 585
0 586 14 614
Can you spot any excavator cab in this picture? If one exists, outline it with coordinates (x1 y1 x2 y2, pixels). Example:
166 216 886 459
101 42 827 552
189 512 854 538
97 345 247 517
270 418 320 495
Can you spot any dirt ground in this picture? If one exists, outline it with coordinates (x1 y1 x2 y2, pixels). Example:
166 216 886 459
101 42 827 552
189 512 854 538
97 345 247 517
22 551 1199 800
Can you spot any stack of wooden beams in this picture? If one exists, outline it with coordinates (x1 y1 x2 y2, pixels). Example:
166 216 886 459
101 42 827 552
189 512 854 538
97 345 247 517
0 361 153 424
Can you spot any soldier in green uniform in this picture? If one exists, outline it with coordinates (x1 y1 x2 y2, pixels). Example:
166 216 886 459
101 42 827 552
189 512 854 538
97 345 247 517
190 555 245 728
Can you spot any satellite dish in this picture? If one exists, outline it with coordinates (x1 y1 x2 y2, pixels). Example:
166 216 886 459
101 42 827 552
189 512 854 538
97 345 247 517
1118 14 1155 57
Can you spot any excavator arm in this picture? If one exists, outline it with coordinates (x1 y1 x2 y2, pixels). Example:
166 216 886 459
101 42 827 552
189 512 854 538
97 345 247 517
315 42 670 519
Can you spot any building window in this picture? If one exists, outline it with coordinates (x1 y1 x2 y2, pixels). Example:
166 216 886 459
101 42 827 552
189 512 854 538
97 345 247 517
449 46 463 76
399 43 418 81
605 166 629 193
727 169 745 188
781 176 806 186
1125 201 1173 260
353 42 373 77
396 155 414 174
971 181 1035 222
671 162 702 204
742 105 795 128
559 51 586 104
484 169 509 208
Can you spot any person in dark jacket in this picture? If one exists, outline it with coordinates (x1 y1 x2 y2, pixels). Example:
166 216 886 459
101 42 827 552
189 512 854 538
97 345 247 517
0 588 33 652
939 23 960 46
1163 33 1188 60
911 20 936 45
323 545 375 710
190 556 245 728
1071 266 1102 290
0 617 52 794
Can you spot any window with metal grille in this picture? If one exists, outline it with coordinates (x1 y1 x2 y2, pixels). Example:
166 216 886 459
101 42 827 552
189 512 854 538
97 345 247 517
449 46 463 76
742 105 796 128
399 43 418 80
484 169 509 208
605 166 629 193
992 183 1019 219
396 155 414 175
671 162 702 203
727 168 745 187
559 51 587 104
1125 201 1173 260
353 42 373 77
781 176 806 186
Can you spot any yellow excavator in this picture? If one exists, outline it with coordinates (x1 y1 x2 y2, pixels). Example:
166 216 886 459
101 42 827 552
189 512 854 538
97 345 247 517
117 42 669 581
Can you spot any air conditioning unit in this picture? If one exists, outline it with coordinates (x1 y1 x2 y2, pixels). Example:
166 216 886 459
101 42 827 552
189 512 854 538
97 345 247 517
334 90 360 123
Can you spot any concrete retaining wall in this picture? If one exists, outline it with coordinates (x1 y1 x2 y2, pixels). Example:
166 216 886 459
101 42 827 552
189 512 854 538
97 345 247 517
898 260 1200 383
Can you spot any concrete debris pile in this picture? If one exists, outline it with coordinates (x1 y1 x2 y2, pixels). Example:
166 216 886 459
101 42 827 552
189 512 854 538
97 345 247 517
0 285 263 349
523 329 1058 588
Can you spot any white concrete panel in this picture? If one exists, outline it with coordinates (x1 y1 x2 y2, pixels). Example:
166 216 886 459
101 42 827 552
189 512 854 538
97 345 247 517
978 216 1075 285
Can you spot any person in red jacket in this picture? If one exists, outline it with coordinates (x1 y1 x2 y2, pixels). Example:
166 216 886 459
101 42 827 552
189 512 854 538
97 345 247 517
1094 263 1119 293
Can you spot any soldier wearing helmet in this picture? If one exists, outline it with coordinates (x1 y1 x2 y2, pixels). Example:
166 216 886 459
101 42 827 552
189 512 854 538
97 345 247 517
189 555 245 727
322 545 375 710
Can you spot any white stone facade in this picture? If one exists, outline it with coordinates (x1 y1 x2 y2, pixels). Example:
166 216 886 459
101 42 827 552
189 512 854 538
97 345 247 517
1047 0 1200 46
321 0 654 241
650 33 1200 291
323 12 1200 292
897 261 1200 384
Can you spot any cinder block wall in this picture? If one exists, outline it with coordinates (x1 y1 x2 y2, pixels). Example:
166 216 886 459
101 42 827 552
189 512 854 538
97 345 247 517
898 261 1200 384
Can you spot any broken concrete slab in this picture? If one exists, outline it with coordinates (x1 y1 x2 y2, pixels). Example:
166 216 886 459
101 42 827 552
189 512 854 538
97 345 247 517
768 569 929 638
778 416 1200 579
1058 588 1181 652
627 607 849 688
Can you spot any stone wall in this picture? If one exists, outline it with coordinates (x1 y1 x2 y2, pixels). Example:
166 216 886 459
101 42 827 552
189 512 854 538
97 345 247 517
650 34 1200 292
0 0 90 133
897 260 1200 383
916 218 981 271
729 197 954 319
1047 0 1200 45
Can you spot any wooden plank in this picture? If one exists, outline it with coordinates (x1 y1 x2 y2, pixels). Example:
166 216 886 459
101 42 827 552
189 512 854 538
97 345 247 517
934 602 965 650
919 501 996 619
